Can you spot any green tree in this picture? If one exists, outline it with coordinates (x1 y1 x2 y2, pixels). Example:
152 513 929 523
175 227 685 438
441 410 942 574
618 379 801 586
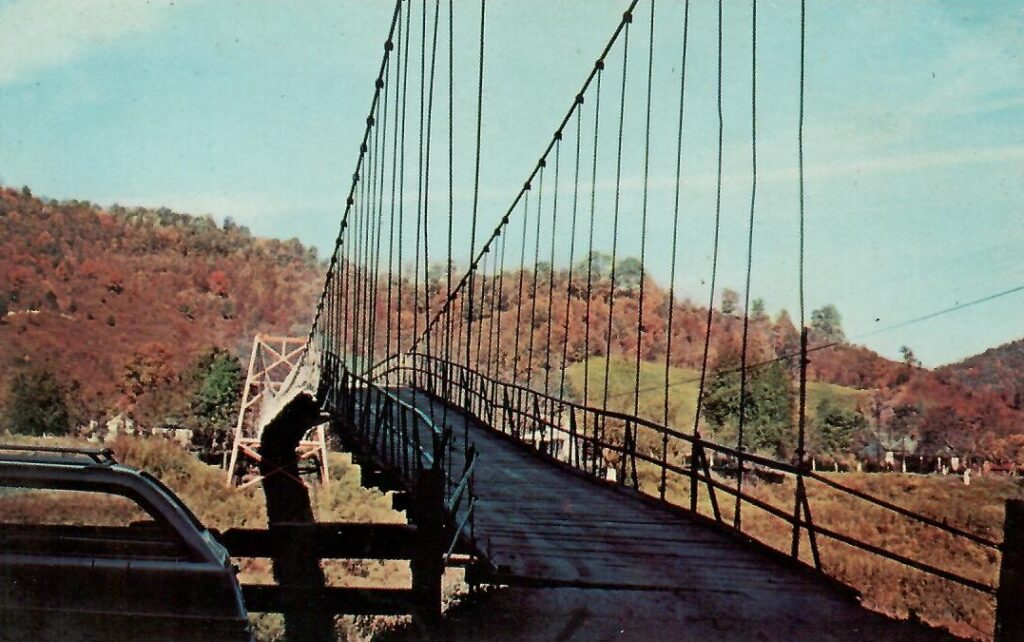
615 257 643 292
3 369 71 436
750 298 766 319
811 397 868 455
721 288 740 315
575 251 613 282
899 345 921 367
184 347 243 454
810 304 845 342
702 355 795 457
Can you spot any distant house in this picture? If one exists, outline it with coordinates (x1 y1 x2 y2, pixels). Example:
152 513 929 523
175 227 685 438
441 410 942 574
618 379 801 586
859 432 966 473
859 433 917 465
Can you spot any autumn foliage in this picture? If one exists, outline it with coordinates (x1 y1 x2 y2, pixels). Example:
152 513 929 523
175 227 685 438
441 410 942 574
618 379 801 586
364 259 1023 463
0 186 322 428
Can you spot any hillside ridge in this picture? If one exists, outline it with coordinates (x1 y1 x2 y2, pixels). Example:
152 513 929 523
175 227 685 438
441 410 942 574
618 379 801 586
0 185 324 427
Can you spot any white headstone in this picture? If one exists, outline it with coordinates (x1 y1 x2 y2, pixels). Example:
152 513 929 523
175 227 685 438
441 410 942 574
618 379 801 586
104 415 122 444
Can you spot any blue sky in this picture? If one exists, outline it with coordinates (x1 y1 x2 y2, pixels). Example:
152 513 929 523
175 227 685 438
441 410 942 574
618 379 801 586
0 0 1020 367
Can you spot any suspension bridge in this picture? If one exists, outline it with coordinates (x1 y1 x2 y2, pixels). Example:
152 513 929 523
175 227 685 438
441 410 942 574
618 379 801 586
225 1 1023 640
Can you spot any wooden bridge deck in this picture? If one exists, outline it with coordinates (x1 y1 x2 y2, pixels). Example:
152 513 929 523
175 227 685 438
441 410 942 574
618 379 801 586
399 390 959 641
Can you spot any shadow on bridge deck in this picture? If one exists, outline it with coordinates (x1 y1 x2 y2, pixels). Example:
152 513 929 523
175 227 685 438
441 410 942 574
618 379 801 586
394 389 962 642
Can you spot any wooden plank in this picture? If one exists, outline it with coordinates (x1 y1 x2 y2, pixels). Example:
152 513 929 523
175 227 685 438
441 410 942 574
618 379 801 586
241 585 415 615
219 523 418 560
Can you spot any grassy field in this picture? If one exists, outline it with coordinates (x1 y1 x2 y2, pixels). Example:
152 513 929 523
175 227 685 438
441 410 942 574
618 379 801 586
564 356 868 428
563 357 702 428
637 452 1013 640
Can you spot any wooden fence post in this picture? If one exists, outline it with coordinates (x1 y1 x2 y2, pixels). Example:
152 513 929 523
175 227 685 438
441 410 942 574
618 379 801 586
996 499 1024 641
409 463 445 629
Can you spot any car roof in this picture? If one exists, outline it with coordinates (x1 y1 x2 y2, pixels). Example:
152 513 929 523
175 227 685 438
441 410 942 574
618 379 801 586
0 443 117 467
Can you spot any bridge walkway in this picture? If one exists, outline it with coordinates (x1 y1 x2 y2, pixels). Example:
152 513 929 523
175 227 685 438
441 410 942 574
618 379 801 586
398 389 958 641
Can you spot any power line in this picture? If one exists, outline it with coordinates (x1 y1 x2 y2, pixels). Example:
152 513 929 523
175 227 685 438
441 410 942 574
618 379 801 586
857 284 1024 339
604 279 1024 403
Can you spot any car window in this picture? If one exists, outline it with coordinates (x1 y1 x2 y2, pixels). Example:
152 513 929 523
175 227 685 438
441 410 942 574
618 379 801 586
0 487 152 526
0 487 192 561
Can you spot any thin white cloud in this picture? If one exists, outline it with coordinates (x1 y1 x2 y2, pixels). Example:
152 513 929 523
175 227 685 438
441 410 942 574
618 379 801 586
778 145 1024 184
589 145 1024 195
0 0 182 85
89 190 349 236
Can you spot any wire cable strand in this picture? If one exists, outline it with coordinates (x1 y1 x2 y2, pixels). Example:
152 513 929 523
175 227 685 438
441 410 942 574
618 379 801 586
734 0 758 529
661 0 690 501
601 14 632 422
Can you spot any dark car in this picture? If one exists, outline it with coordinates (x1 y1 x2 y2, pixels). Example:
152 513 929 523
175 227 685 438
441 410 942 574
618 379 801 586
0 444 252 641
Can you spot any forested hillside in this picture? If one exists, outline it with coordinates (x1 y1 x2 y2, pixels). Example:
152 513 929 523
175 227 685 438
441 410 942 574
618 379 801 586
0 186 323 432
938 339 1024 409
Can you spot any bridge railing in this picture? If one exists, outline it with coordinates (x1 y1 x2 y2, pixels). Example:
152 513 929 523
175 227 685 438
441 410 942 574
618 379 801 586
321 354 477 561
394 352 999 606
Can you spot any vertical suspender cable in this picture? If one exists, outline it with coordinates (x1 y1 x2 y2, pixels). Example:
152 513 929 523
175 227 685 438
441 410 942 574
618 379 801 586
512 190 530 385
342 188 352 361
366 52 391 376
385 11 403 361
559 107 583 403
661 0 690 501
441 0 455 426
632 0 655 433
601 13 631 423
735 0 758 529
792 0 814 562
420 0 441 396
583 66 603 469
489 226 508 382
544 139 561 400
412 0 427 373
360 105 375 373
353 164 364 368
474 238 490 375
396 2 412 366
465 0 487 377
526 163 546 389
797 0 808 444
690 0 726 516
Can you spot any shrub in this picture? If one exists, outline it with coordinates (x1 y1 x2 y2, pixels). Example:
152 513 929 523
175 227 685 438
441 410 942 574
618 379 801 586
2 369 71 436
